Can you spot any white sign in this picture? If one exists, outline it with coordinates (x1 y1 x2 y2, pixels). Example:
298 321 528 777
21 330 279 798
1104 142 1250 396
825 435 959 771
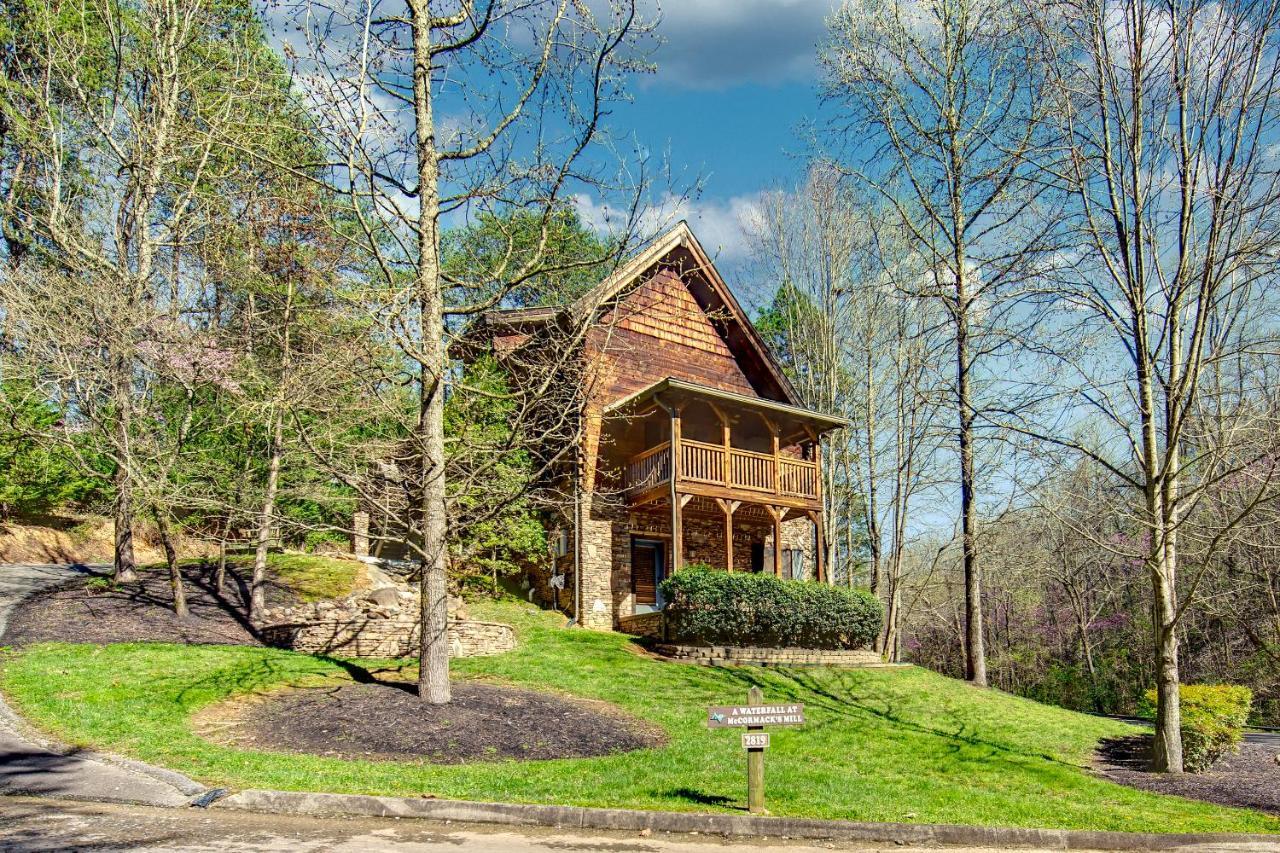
742 732 770 749
707 704 805 728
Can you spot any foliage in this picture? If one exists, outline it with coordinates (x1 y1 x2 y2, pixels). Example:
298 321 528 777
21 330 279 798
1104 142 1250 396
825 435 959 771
444 356 547 583
83 576 120 595
442 201 616 310
660 565 883 649
2 597 1276 833
0 379 105 516
1140 685 1254 773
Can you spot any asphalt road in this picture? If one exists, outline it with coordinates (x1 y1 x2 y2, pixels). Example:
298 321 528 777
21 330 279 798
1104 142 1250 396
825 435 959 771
0 796 1157 853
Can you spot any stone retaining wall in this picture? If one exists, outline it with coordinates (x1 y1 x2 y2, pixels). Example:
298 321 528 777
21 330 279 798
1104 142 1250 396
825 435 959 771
261 618 515 659
654 644 885 667
617 611 664 639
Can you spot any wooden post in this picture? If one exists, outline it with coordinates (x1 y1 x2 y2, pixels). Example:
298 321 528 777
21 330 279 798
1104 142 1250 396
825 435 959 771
771 430 781 496
747 685 765 814
708 401 732 489
671 408 683 573
723 421 732 487
716 498 739 572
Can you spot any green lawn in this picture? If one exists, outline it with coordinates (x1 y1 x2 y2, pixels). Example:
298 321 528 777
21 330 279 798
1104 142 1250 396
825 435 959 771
259 552 360 601
152 552 359 601
1 597 1276 834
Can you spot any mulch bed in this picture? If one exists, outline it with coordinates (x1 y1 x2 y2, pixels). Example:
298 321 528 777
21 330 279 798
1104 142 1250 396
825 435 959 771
1096 734 1280 815
1 563 291 648
203 680 663 763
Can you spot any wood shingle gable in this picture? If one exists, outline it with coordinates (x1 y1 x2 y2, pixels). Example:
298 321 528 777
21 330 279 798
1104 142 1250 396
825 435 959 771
469 221 800 409
571 221 799 407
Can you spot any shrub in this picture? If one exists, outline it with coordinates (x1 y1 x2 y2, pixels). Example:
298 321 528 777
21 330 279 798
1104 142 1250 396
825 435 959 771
84 576 120 595
1139 684 1253 772
659 565 883 649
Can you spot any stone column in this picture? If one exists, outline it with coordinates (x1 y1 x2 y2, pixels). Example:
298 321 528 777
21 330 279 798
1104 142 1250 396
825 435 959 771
352 510 370 557
579 507 616 630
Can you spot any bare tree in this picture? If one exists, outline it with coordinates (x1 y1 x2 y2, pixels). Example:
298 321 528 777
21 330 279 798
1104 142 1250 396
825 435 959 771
747 170 947 657
1018 0 1280 771
822 0 1061 684
280 0 652 703
748 168 867 581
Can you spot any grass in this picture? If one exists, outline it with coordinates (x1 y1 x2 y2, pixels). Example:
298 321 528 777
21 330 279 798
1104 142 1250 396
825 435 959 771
1 597 1277 834
260 552 359 601
142 551 359 602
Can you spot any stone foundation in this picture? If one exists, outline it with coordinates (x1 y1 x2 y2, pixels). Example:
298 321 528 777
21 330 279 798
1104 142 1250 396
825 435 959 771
654 644 887 667
261 617 515 659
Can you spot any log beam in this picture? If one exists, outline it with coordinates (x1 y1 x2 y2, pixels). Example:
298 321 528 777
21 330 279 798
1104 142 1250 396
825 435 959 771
715 498 741 572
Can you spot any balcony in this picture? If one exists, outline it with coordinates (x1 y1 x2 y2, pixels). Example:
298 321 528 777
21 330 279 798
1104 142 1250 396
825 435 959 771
624 438 821 506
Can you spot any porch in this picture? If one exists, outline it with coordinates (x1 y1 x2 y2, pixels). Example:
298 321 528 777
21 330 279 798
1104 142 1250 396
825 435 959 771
596 378 846 616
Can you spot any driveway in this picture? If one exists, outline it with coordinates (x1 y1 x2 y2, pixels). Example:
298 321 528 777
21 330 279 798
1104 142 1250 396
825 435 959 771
0 563 196 807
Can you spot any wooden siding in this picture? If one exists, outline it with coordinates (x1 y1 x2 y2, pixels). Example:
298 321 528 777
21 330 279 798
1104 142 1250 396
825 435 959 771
589 268 758 403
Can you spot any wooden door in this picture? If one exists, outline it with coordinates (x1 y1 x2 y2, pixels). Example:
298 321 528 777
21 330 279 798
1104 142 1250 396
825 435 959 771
631 539 665 605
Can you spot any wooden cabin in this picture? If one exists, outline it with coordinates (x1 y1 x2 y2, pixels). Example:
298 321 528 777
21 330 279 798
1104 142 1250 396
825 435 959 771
477 222 846 631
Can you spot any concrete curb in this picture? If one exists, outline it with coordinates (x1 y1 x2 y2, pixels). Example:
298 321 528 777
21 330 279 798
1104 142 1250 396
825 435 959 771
213 789 1279 850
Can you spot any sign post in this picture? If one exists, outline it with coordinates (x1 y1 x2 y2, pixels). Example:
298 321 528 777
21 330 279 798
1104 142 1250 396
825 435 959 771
745 686 765 813
707 689 804 814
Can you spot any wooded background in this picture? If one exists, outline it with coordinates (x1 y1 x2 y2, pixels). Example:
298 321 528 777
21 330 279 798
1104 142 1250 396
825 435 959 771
2 0 1279 770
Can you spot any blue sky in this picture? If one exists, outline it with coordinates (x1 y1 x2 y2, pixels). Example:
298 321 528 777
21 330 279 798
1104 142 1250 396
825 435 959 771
265 0 839 270
576 0 838 265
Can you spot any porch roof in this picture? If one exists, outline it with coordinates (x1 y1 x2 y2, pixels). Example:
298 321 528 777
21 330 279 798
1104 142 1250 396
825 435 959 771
602 377 849 435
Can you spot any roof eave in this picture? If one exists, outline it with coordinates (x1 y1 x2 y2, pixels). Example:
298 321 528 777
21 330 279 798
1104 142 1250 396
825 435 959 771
603 377 849 431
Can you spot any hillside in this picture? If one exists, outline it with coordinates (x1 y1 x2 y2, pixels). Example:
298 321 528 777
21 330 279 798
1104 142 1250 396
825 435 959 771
1 595 1277 835
0 515 213 565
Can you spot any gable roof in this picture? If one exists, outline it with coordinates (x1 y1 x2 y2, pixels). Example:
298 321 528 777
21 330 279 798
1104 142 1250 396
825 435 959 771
481 221 802 407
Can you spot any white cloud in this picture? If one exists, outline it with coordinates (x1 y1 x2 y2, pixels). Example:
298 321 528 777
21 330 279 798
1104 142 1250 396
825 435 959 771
574 191 764 262
643 0 838 89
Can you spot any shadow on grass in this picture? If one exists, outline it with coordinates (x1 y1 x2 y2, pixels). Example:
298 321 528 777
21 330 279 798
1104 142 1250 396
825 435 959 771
312 654 418 695
661 787 738 809
710 665 1080 771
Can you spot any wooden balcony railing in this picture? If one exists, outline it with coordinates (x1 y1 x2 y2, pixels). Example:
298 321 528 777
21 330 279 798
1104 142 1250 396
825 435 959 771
625 438 820 502
625 441 670 493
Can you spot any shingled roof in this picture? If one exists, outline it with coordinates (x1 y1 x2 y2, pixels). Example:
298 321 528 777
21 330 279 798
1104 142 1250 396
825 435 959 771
478 221 802 407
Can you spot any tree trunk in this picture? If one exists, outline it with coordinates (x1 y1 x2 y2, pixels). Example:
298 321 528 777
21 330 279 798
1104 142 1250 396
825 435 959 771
153 508 187 617
864 346 881 595
411 0 451 705
251 410 283 620
1151 539 1184 772
956 281 987 686
111 352 137 583
882 552 903 662
214 523 228 594
112 462 138 583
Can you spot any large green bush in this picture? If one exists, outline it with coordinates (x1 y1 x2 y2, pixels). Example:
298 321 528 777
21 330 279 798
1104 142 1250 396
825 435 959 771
659 565 883 649
1140 684 1253 772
